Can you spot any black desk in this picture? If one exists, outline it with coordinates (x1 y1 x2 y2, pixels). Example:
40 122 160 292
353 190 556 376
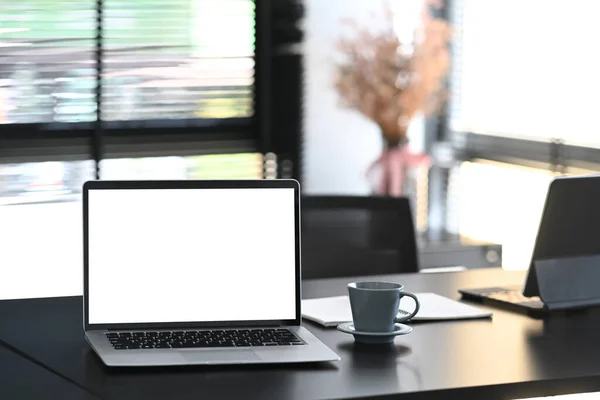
2 269 600 400
0 344 98 400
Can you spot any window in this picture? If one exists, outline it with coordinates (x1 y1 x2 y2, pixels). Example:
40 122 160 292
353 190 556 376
0 0 265 229
0 2 97 125
0 160 95 299
447 160 600 269
448 160 555 269
0 0 260 163
446 0 600 268
451 0 600 148
101 0 255 124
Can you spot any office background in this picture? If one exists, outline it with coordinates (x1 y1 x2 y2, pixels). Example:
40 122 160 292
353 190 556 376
1 0 600 300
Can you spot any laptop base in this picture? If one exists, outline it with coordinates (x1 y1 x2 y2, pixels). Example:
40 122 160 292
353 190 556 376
86 325 340 367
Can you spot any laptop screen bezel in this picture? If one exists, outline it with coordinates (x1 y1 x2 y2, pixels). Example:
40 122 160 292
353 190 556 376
83 179 302 331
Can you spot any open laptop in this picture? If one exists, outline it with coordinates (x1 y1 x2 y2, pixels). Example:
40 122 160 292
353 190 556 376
83 179 340 367
460 174 600 315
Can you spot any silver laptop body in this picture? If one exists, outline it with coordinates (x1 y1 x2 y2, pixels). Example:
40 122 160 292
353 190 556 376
83 179 339 367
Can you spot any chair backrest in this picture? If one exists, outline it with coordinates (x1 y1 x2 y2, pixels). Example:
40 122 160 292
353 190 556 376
301 196 419 279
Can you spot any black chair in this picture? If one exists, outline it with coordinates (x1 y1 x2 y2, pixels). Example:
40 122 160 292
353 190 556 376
301 196 419 279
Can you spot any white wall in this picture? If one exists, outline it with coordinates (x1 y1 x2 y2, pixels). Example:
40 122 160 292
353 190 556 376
302 0 424 194
302 0 384 195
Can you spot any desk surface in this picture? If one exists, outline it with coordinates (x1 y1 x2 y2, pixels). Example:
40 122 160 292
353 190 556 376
2 268 600 400
0 344 99 400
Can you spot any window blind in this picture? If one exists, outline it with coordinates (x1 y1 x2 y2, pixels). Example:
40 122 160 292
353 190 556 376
0 0 257 157
0 0 255 127
101 0 255 126
450 0 600 149
0 1 97 125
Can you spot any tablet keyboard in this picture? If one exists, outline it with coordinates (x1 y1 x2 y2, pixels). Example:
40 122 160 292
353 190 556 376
105 328 305 350
461 286 545 309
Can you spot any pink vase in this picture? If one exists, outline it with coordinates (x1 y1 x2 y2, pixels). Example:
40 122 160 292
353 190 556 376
366 139 431 197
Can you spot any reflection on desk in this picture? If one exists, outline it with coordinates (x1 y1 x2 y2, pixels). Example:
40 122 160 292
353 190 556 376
0 345 98 400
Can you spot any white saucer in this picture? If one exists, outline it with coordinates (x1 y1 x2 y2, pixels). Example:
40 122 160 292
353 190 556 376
337 322 413 344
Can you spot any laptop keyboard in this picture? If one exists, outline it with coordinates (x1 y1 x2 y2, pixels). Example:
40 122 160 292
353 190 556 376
105 328 305 350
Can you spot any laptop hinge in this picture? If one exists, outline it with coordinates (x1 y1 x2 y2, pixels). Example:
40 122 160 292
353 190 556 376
102 323 292 331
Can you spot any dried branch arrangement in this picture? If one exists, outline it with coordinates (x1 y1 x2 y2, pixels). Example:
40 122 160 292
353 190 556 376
335 0 452 146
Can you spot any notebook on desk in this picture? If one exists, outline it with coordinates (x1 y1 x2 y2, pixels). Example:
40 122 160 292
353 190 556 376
301 293 492 327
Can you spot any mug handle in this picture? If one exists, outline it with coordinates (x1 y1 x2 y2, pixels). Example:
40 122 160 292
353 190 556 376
394 292 420 323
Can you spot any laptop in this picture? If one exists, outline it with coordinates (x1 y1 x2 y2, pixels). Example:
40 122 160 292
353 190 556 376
460 174 600 315
83 179 340 367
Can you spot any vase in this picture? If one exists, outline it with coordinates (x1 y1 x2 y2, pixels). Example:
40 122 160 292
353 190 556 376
366 138 431 237
366 138 430 197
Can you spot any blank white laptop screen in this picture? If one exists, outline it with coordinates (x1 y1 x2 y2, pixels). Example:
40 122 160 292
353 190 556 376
87 188 297 325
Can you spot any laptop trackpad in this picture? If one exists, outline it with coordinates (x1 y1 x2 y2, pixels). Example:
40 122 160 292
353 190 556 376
179 349 259 363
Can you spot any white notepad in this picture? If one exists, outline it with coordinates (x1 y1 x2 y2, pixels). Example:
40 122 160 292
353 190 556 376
301 293 492 327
